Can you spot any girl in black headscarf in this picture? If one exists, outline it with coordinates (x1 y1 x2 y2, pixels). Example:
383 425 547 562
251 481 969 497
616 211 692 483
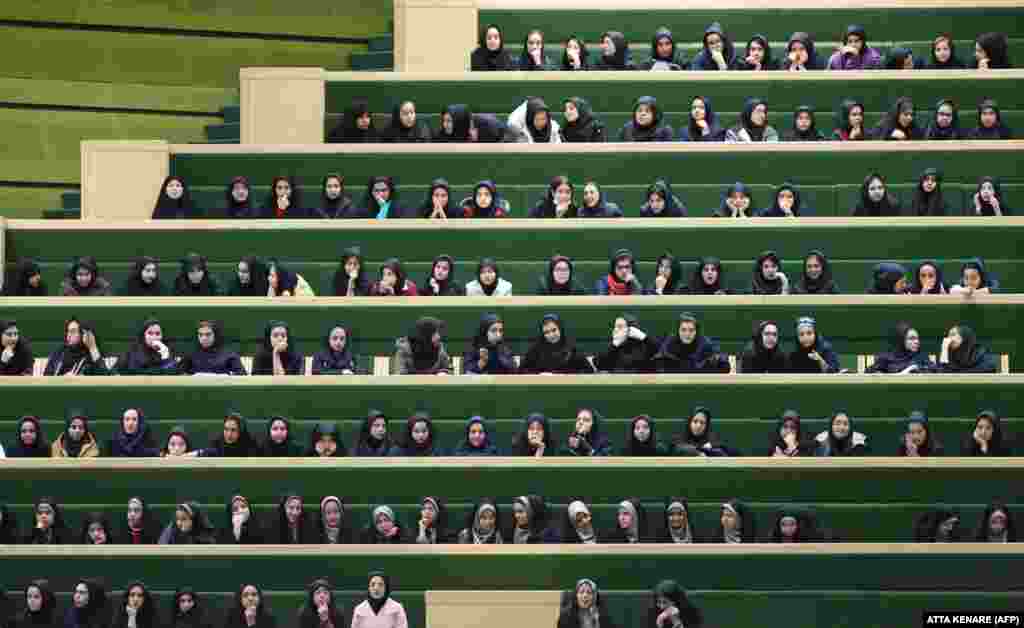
333 246 371 296
605 497 648 542
711 499 756 543
938 324 998 373
536 255 587 295
433 104 473 142
517 29 555 70
690 22 735 70
927 34 965 69
181 320 246 375
873 97 924 140
392 316 451 375
218 494 263 544
975 503 1017 543
464 313 516 375
422 254 463 296
595 31 635 70
385 100 431 142
312 173 355 218
735 34 777 70
560 97 606 142
793 250 838 294
389 412 443 456
520 314 589 374
911 169 950 216
671 406 733 457
261 175 305 219
461 180 510 218
713 182 754 219
964 409 1011 456
654 312 729 374
972 32 1011 69
317 497 350 544
465 257 511 296
297 579 346 628
968 99 1013 140
647 580 703 627
79 512 113 545
252 320 303 375
529 176 577 218
43 318 109 376
0 320 33 375
925 100 962 140
784 31 821 70
951 258 999 295
351 572 408 624
513 413 554 457
8 416 49 458
202 411 261 457
24 498 70 544
269 493 316 543
561 35 590 71
578 180 622 217
771 508 824 542
352 409 392 457
311 323 356 374
621 416 668 456
682 257 728 295
417 179 458 220
112 582 157 628
169 588 210 628
853 173 902 216
788 316 840 373
227 256 269 296
832 99 867 141
471 24 514 71
914 509 964 542
64 580 107 628
118 496 161 544
61 256 112 297
115 318 177 374
739 320 788 373
327 97 378 143
17 580 58 628
640 27 686 70
679 96 725 142
770 409 814 456
371 258 418 296
224 584 275 628
158 502 216 544
911 260 947 295
0 504 17 544
8 258 46 296
119 256 164 296
509 495 555 543
658 499 698 543
557 580 619 628
108 407 159 457
814 410 868 456
784 106 825 141
224 176 255 218
750 251 789 294
174 252 221 296
560 408 612 456
595 313 658 373
647 252 683 294
619 96 674 142
897 410 943 456
51 409 99 458
261 415 303 456
884 47 921 69
867 322 935 374
162 426 193 457
457 498 504 544
725 97 778 143
152 176 195 219
639 179 688 217
759 183 805 218
867 262 909 294
968 177 1011 216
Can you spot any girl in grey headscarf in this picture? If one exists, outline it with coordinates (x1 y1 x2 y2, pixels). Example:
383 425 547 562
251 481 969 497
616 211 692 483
605 498 647 543
557 579 619 628
562 499 598 543
457 498 503 544
658 498 696 543
361 505 405 544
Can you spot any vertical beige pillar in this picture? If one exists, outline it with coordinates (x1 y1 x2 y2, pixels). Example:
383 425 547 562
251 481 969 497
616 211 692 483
80 141 170 221
240 67 326 144
394 0 477 72
426 591 561 628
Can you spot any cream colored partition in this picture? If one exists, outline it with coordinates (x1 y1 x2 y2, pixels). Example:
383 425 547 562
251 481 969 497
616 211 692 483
80 141 170 221
239 67 326 144
426 591 561 628
394 0 477 72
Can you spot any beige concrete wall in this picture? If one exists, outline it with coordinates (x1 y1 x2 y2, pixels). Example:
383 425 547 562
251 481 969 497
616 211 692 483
80 141 170 221
426 591 561 628
394 0 477 72
239 67 326 144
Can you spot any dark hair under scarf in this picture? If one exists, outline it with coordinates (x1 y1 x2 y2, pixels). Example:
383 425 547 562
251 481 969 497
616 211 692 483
152 176 194 219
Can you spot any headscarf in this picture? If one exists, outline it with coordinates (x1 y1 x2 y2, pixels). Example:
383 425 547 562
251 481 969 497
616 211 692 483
365 571 391 615
652 253 683 293
409 317 444 372
262 176 303 219
317 173 352 217
970 99 1012 140
333 246 369 296
472 24 514 71
624 415 659 456
599 31 631 69
61 408 92 458
664 499 693 544
225 176 253 218
474 257 502 296
120 257 163 296
400 412 437 456
522 314 578 374
174 252 217 296
561 97 604 143
911 260 946 294
9 258 47 296
911 168 947 217
386 100 429 142
975 32 1011 68
855 173 900 217
152 176 194 219
113 407 158 457
567 501 595 543
795 250 836 294
974 176 1008 216
869 262 908 294
230 256 269 296
319 496 346 543
876 96 922 139
262 415 301 457
362 176 397 219
949 324 983 370
523 98 553 142
786 105 823 141
539 255 581 295
469 499 502 544
751 250 784 294
785 32 819 69
333 97 377 142
926 100 962 140
687 256 724 295
0 319 33 375
22 580 58 626
834 99 865 140
65 579 107 628
65 256 101 293
463 181 505 218
960 258 997 291
927 34 965 69
560 36 590 71
417 179 455 219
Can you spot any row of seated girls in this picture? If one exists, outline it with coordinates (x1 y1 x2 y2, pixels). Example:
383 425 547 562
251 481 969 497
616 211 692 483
470 25 1012 71
148 172 1013 220
326 96 1013 144
1 406 1015 459
2 493 1016 545
0 309 1002 377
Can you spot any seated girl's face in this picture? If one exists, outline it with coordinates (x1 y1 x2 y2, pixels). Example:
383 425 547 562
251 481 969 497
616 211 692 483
963 268 982 289
934 39 951 63
980 108 998 128
795 111 812 131
635 104 654 127
729 191 750 211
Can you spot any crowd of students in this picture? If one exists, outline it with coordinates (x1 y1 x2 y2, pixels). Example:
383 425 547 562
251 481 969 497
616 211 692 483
146 171 1014 221
0 575 411 628
469 24 1012 72
2 405 1014 460
0 305 1002 377
0 492 1017 548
